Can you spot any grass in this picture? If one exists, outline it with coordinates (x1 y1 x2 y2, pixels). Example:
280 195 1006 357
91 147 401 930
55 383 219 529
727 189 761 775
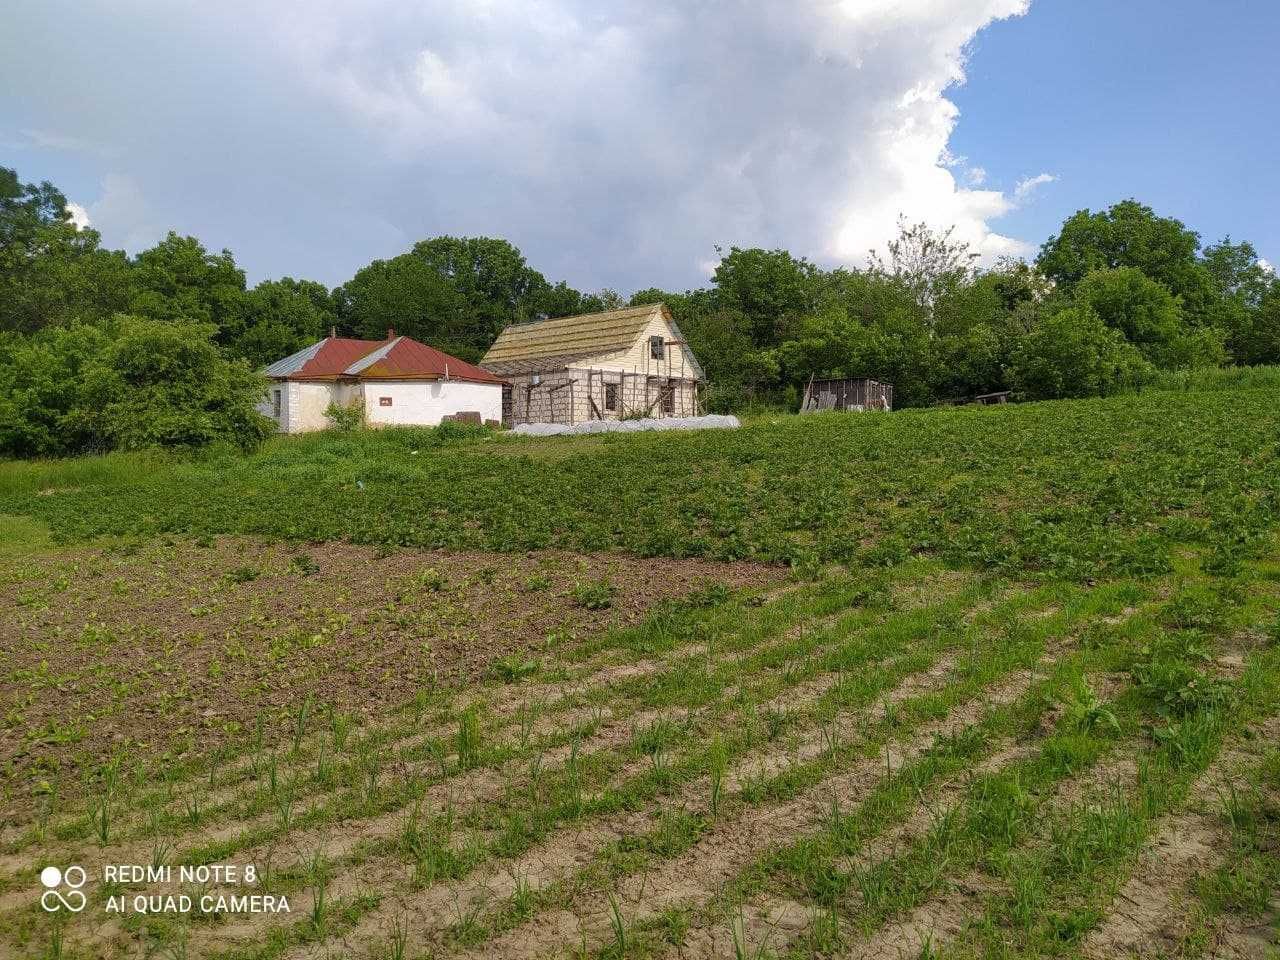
1 389 1278 579
1139 363 1280 393
3 387 1280 960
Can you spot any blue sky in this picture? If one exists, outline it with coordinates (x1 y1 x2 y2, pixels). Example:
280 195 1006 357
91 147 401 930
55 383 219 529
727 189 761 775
2 1 1276 290
952 0 1280 264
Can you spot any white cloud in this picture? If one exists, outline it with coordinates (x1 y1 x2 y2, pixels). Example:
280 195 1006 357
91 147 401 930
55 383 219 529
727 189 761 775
1013 172 1058 201
87 174 162 252
0 0 1048 286
65 202 92 230
22 128 117 156
1259 258 1275 275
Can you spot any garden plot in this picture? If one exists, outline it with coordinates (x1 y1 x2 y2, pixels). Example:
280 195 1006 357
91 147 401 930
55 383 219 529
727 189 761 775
2 544 1278 960
0 536 782 815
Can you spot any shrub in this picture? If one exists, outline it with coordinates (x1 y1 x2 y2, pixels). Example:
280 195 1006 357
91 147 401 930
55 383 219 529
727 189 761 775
0 316 272 456
1008 306 1153 400
325 401 364 431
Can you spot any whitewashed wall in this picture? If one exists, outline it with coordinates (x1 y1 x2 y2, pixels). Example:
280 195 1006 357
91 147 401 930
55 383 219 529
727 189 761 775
362 380 502 427
259 379 498 432
258 381 337 433
286 382 337 433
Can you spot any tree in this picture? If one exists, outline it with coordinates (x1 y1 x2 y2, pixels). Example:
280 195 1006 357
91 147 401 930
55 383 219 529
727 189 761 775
408 236 557 344
1073 267 1226 369
1037 201 1206 296
230 278 338 368
678 307 777 410
936 323 1010 399
0 166 134 334
1073 267 1181 356
0 324 110 456
0 317 271 456
1200 239 1277 364
1008 306 1152 400
868 219 980 315
336 236 584 358
712 247 820 346
129 233 248 337
337 254 468 354
80 316 271 451
1225 283 1280 366
1 166 73 246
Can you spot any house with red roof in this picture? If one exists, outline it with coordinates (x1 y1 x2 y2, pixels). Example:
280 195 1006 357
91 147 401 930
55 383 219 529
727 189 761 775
259 331 504 433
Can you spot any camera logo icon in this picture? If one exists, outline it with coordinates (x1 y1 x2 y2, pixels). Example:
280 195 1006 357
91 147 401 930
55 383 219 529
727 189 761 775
40 866 87 913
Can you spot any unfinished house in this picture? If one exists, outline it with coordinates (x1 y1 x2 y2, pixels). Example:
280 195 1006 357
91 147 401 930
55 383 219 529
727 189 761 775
480 304 706 426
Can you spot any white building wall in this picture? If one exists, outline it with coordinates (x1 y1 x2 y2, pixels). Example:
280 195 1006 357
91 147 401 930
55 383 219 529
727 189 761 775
286 382 337 433
590 313 699 378
362 380 502 427
258 381 336 433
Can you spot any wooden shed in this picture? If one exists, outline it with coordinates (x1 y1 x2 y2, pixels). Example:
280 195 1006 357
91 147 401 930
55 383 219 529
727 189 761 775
799 377 893 414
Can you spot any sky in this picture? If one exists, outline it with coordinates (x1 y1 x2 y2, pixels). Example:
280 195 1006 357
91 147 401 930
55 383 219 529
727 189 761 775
2 0 1277 292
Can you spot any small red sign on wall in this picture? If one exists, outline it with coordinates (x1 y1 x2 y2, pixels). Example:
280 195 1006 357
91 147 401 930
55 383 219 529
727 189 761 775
379 397 393 407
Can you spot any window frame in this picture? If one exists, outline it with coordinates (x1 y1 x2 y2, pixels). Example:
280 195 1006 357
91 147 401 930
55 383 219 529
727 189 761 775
649 335 665 360
379 396 393 407
272 388 282 419
661 385 675 415
604 382 618 412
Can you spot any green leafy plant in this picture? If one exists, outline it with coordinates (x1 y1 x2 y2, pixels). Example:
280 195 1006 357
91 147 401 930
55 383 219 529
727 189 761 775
572 579 615 610
325 401 364 431
1063 677 1120 735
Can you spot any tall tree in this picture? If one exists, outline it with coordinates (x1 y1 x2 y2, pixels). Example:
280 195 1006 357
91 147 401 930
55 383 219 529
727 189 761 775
711 247 820 346
868 219 980 315
336 254 469 355
1037 200 1207 296
230 277 339 368
0 167 133 333
129 233 247 336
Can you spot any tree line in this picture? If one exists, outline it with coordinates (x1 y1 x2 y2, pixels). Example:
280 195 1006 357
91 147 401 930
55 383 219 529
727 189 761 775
2 164 1277 456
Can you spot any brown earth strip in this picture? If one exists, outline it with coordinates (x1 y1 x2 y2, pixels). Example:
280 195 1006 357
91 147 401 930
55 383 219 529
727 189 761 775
445 668 1043 960
1081 713 1280 960
0 536 784 813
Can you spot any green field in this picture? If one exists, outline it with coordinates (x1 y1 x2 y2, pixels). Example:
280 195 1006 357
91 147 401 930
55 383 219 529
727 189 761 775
1 390 1279 959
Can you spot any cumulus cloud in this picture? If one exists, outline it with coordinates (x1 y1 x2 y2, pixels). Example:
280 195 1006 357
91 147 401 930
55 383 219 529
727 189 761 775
0 0 1047 287
87 174 162 252
64 202 92 230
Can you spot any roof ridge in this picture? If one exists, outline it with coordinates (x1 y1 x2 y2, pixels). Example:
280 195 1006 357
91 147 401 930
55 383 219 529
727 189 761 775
504 302 662 330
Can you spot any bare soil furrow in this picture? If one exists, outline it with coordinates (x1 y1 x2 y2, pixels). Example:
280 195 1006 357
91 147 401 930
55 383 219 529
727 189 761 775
1080 713 1280 960
179 629 961 960
448 668 1041 960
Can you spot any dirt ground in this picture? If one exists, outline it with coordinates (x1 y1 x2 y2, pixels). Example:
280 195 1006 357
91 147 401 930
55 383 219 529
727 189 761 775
0 536 783 807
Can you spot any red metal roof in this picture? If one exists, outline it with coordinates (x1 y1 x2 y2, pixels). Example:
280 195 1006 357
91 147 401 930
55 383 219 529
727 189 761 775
268 335 502 385
356 337 503 384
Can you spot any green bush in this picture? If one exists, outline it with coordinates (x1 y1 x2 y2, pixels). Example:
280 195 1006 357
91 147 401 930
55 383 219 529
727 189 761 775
324 401 364 432
1008 306 1153 400
0 315 272 457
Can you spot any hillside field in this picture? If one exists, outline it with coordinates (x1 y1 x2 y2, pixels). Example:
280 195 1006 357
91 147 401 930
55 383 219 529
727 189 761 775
1 390 1279 960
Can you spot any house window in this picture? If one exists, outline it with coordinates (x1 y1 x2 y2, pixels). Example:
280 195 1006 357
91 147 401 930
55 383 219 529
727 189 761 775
272 389 282 419
661 386 675 415
604 383 618 412
649 335 665 360
379 396 393 407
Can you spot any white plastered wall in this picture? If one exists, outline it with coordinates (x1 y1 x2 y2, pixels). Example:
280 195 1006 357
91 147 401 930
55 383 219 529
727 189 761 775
259 381 336 433
362 380 502 427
